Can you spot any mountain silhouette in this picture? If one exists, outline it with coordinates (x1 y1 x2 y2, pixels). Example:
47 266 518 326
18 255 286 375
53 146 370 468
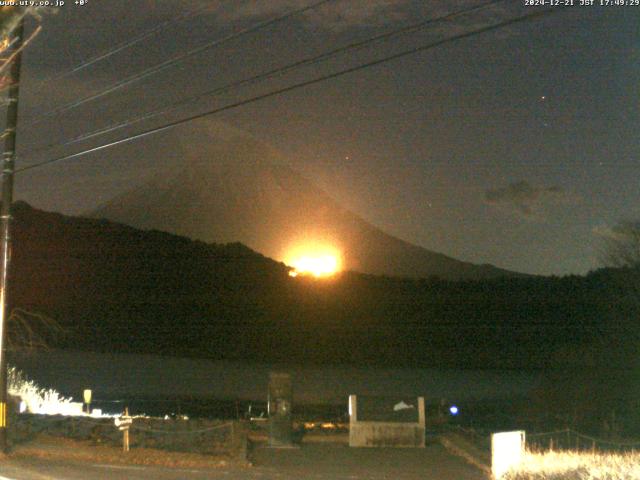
8 201 632 369
92 121 517 280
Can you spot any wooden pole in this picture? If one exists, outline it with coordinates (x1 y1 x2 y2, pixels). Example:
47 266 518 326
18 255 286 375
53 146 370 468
0 17 24 454
123 407 130 452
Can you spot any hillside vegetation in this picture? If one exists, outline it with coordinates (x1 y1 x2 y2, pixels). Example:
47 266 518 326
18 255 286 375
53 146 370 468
9 202 638 372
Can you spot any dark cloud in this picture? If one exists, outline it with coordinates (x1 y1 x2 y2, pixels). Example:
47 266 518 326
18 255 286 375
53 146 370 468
592 221 640 241
485 181 573 219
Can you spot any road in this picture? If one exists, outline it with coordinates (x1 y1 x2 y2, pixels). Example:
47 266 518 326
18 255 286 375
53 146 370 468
0 443 487 479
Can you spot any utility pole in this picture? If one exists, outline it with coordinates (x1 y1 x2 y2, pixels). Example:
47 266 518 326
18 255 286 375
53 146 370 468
0 18 24 453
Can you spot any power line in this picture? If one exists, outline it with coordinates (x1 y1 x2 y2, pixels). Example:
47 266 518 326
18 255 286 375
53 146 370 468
24 0 336 126
31 3 214 88
27 0 506 157
16 6 562 175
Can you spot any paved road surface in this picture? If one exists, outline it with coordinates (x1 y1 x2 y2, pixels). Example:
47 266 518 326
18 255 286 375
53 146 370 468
0 443 487 479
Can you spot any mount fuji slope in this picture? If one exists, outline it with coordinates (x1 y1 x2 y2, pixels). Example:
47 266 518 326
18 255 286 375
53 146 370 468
92 127 517 280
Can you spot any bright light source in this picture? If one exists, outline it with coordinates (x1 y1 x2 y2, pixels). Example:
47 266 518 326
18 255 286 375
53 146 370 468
492 431 526 479
292 254 338 277
285 244 342 278
449 405 459 415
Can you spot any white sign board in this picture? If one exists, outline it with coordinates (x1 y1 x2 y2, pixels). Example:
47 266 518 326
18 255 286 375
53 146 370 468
491 430 525 479
115 416 133 431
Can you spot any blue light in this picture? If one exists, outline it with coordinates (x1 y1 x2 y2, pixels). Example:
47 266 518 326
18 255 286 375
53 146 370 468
449 405 459 415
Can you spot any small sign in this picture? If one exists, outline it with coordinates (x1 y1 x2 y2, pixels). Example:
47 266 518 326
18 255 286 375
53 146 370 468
115 416 133 431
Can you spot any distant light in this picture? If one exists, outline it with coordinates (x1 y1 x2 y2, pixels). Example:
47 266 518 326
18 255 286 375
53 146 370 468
292 255 339 277
285 244 342 278
449 405 459 415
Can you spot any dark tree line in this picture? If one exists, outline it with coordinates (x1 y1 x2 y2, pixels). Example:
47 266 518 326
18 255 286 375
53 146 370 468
6 204 640 434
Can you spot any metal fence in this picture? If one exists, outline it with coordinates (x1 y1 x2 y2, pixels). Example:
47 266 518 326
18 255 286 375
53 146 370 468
127 418 237 454
11 412 247 457
527 428 640 453
444 425 640 455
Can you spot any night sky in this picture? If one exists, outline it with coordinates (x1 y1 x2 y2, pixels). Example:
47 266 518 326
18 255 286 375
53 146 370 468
12 1 640 276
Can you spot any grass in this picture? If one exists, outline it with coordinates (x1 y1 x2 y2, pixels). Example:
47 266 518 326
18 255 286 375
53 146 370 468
12 434 236 469
504 450 640 480
7 366 77 415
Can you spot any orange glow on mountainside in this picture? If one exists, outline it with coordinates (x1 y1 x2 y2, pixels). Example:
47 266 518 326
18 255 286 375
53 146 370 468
286 245 342 278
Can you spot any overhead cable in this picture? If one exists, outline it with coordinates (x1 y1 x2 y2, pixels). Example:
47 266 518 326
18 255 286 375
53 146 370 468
25 0 336 126
17 6 561 174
